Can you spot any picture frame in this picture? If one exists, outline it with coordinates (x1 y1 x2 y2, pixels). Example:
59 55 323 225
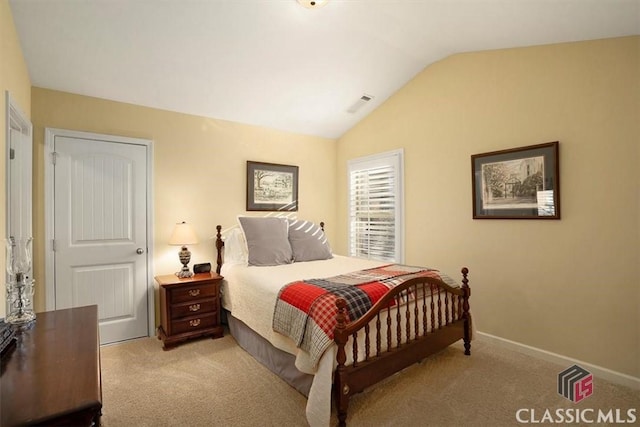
246 161 299 211
471 141 560 219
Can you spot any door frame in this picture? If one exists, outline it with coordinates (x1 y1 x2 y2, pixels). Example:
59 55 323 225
5 92 33 290
44 128 155 337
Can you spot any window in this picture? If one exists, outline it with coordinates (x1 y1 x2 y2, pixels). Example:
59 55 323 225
348 149 404 262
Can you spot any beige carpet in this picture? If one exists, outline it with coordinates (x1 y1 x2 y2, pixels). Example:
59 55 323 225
100 334 639 426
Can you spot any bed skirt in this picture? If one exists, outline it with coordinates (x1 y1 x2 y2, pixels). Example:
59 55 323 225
224 309 314 397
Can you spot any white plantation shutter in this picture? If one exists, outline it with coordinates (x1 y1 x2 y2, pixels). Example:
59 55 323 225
348 149 403 262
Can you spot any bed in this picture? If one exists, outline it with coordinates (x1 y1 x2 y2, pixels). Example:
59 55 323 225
215 217 471 426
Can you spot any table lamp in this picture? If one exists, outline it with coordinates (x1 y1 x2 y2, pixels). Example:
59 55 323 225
168 221 199 278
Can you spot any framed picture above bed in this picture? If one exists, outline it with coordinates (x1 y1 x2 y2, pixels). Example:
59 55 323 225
471 141 560 219
247 161 299 211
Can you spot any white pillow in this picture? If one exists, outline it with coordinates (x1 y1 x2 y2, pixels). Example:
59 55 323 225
223 227 248 265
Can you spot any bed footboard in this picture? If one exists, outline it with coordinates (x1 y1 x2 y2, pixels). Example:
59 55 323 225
333 268 471 426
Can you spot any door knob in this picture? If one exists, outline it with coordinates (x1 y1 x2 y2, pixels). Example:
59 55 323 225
136 248 144 254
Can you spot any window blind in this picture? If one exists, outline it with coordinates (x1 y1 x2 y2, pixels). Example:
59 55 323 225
348 150 403 262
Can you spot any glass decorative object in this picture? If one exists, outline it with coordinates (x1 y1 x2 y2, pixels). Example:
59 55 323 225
5 237 35 325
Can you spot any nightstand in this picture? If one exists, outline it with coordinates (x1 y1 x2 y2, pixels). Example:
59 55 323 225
156 272 224 350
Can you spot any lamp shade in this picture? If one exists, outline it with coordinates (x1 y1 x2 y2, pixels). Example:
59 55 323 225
168 222 198 246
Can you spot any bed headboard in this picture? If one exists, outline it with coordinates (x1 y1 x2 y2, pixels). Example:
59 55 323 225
214 221 325 274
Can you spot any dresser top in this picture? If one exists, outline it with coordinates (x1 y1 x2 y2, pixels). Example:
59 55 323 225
155 272 222 286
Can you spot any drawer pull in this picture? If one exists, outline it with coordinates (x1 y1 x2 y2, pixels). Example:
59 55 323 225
189 319 201 327
189 304 201 312
188 289 200 297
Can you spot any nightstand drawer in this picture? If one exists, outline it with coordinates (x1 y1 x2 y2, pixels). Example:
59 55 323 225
171 283 217 303
171 313 216 335
171 298 216 319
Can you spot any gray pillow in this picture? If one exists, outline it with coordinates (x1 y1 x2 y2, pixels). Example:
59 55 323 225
238 217 293 266
287 219 332 262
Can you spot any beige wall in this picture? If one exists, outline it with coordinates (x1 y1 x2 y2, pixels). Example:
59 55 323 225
30 88 337 319
336 36 640 378
8 0 638 379
0 0 32 318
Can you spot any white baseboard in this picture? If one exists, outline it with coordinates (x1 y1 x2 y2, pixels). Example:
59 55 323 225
476 331 640 390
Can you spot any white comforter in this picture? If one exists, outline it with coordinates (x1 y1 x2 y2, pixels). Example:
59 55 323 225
220 255 386 427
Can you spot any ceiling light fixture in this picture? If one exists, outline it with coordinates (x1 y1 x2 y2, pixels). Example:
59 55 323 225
297 0 328 9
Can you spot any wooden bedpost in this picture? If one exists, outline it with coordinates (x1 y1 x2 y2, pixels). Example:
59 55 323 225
215 225 223 274
461 267 471 356
334 298 350 427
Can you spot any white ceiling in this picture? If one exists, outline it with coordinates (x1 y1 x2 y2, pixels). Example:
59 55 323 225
9 0 640 139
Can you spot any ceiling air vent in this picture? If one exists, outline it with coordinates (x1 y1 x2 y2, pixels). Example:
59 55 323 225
346 94 374 114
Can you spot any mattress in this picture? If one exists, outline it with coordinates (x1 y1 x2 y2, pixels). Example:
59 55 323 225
220 255 386 373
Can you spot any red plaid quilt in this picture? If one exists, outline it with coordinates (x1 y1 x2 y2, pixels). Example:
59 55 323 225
272 264 447 366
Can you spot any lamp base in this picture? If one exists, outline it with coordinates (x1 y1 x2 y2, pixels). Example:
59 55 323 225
175 245 193 278
6 279 36 326
175 267 193 278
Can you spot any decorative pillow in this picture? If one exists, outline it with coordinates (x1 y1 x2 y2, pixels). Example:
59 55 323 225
237 216 293 266
286 219 332 262
223 227 248 265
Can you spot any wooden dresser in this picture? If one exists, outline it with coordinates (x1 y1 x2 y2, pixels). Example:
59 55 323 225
156 272 224 350
1 305 102 427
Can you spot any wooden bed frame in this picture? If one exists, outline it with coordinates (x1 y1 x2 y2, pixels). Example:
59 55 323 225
215 224 471 426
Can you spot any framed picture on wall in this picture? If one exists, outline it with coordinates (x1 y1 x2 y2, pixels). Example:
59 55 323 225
471 141 560 219
246 161 299 211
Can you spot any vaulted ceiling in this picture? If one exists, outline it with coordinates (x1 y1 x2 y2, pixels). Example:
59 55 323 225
9 0 640 138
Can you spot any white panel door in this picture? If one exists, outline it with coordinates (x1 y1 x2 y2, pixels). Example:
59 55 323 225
54 136 149 344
